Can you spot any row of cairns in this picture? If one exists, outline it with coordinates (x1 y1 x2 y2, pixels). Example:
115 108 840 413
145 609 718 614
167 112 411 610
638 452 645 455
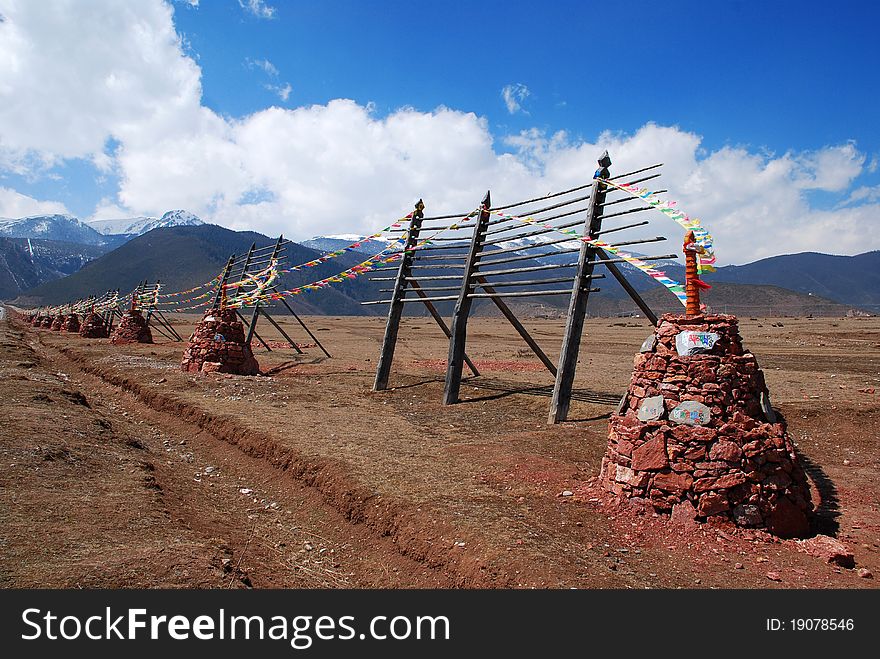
26 301 261 378
601 312 813 537
32 312 76 331
30 311 109 338
28 304 260 375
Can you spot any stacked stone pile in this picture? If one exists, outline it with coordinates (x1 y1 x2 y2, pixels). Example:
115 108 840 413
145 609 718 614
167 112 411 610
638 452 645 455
50 314 65 331
62 314 81 333
180 308 260 375
601 313 813 537
109 309 153 345
79 311 109 338
40 316 53 328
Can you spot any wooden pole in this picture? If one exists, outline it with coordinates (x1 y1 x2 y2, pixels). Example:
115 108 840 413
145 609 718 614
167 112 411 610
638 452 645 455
549 151 611 424
245 235 283 346
256 307 304 354
213 255 236 311
236 309 276 352
683 230 708 317
443 192 491 405
373 200 425 391
274 295 329 357
410 279 480 377
474 276 557 376
145 281 158 322
596 250 659 326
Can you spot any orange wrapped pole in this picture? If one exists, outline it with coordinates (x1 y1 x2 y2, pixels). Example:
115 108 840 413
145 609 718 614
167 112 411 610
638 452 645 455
683 230 710 317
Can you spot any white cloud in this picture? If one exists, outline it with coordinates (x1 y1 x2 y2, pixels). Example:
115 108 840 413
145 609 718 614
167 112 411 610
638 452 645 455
89 198 134 221
0 186 68 217
839 185 880 207
501 83 530 114
246 57 278 77
0 0 202 170
238 0 275 19
264 82 291 101
0 0 878 269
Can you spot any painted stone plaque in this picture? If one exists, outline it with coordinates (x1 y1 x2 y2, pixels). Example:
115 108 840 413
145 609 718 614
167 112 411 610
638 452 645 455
640 334 657 353
675 331 720 356
669 400 711 426
760 390 777 423
637 395 665 422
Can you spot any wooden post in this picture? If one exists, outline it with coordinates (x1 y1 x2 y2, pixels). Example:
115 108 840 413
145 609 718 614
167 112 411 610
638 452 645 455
443 191 491 405
549 151 611 423
598 253 659 326
256 307 304 354
373 200 425 391
145 281 158 322
213 255 236 311
683 230 708 317
274 295 330 357
236 309 275 352
245 235 283 346
410 280 480 377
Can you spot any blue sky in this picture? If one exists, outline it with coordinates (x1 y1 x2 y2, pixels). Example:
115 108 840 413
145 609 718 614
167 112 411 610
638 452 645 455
175 0 878 154
0 0 877 263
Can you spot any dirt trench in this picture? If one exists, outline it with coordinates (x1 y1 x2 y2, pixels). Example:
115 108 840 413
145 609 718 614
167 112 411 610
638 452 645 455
0 317 455 588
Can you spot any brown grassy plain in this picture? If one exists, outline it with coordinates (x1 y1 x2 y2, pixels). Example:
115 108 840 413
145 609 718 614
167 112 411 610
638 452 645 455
2 310 878 589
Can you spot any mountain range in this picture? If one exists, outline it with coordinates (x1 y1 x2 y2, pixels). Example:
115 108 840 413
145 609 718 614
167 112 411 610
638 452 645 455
4 216 877 318
0 210 205 298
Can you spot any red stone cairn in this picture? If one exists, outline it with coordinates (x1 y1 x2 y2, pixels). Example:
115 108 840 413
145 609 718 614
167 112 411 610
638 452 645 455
180 308 260 375
109 308 153 345
602 313 813 537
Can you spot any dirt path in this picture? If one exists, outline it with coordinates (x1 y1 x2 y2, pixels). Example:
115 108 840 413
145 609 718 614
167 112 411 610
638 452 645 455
3 310 879 588
0 316 450 588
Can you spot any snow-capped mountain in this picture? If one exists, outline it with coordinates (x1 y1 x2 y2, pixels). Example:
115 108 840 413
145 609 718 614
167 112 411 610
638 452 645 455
88 210 203 237
0 210 205 247
495 233 582 254
301 233 396 255
0 214 108 246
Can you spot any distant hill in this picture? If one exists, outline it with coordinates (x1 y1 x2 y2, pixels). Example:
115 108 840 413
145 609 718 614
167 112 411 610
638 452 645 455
18 225 276 305
708 251 880 312
14 222 876 319
624 282 856 318
300 235 391 255
0 211 209 298
15 225 384 316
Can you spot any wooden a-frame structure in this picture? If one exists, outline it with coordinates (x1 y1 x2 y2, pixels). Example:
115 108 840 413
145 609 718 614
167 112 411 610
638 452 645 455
365 152 673 423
